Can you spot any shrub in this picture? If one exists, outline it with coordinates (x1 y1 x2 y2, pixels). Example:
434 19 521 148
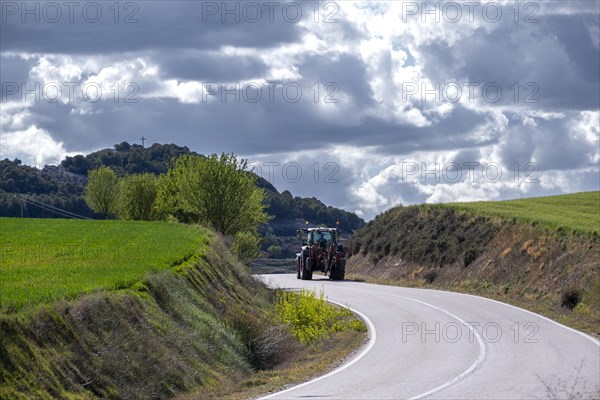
464 248 480 267
275 289 366 343
499 284 511 295
84 166 119 218
347 206 500 268
225 305 294 370
267 245 283 258
157 153 269 235
232 232 261 263
561 288 582 310
423 270 437 284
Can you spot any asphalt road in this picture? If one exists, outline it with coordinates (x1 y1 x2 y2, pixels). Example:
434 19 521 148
257 274 600 400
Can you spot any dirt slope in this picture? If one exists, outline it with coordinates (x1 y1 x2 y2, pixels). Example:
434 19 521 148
347 206 600 334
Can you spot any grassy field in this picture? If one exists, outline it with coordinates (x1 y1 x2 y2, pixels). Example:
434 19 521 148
0 218 208 310
443 191 600 235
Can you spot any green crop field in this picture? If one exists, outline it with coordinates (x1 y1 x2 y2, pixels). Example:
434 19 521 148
0 218 209 311
444 191 600 235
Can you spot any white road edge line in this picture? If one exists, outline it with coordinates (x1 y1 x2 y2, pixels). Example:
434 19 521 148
256 298 377 400
391 294 487 400
255 276 598 400
343 286 488 400
448 290 600 347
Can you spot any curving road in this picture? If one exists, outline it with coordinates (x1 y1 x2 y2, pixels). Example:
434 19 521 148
257 274 600 400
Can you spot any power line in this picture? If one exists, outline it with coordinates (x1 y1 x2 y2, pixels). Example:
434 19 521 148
20 198 77 219
23 196 91 219
16 195 91 219
20 197 80 219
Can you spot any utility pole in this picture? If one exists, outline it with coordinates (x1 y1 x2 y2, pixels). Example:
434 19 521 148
15 195 23 217
140 136 147 147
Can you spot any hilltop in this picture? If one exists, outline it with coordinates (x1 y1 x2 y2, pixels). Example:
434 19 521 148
347 192 600 334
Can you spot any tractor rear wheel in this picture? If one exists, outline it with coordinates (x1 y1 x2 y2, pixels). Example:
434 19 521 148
329 259 346 281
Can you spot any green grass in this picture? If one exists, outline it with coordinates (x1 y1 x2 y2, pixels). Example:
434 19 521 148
443 191 600 235
0 218 209 310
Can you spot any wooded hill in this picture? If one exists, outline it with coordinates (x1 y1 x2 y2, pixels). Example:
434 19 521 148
0 142 364 235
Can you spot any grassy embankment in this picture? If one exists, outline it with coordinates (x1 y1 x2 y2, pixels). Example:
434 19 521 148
347 192 600 335
447 191 599 236
0 218 366 399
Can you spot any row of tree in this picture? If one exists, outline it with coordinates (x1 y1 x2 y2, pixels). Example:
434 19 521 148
84 154 269 261
1 143 365 234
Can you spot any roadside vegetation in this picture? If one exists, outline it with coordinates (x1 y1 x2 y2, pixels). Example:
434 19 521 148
0 222 367 399
347 192 600 335
1 153 367 399
276 289 367 343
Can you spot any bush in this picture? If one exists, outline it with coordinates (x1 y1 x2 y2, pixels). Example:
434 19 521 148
84 166 119 218
225 305 294 370
267 245 283 258
424 270 437 284
561 288 582 310
232 232 261 263
347 207 499 268
464 248 480 267
275 289 366 343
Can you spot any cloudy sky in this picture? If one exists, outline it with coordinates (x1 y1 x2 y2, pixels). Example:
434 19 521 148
1 0 598 219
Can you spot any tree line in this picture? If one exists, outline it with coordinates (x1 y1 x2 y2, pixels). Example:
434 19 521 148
84 154 269 261
0 143 365 234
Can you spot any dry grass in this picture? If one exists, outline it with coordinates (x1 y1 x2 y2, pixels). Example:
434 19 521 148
174 329 368 400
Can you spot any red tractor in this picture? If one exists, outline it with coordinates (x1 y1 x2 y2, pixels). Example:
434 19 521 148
295 228 346 281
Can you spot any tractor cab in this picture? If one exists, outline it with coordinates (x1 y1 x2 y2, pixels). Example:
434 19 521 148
307 229 336 246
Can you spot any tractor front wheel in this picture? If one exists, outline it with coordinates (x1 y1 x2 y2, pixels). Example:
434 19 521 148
296 258 301 279
301 257 313 280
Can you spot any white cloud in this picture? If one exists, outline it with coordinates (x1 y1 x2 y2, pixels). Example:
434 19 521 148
0 126 75 167
570 111 600 163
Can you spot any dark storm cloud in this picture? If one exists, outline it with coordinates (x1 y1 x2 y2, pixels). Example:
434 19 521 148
298 53 375 108
418 14 600 111
27 88 492 162
544 14 600 82
0 55 36 101
0 55 33 83
494 111 598 173
339 106 490 155
0 1 304 54
159 53 269 81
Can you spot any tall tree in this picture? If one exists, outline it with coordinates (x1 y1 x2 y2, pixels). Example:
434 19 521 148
84 166 119 218
117 173 159 220
158 154 269 235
